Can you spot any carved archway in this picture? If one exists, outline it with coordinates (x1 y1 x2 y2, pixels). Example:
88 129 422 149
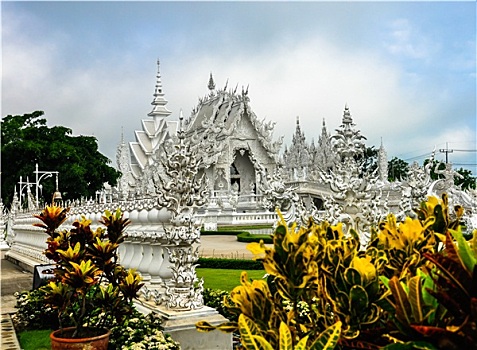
230 148 257 195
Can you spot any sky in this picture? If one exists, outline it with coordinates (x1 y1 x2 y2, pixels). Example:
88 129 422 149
2 1 476 175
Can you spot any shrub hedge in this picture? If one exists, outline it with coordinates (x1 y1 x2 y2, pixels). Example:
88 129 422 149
236 231 273 244
198 257 264 270
200 230 247 236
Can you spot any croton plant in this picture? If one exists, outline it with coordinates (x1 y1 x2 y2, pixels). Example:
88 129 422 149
197 194 477 350
34 205 143 338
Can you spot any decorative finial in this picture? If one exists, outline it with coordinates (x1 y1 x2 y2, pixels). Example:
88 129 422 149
120 126 125 144
208 72 215 91
342 104 352 125
178 109 185 140
148 59 172 117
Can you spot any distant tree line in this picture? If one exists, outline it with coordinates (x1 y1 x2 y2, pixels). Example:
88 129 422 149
1 111 120 208
356 148 475 190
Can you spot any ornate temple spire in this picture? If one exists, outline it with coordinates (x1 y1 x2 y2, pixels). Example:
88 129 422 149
333 105 366 160
315 117 336 172
342 104 353 127
148 59 172 118
282 116 310 180
378 137 389 183
208 73 215 91
116 126 134 200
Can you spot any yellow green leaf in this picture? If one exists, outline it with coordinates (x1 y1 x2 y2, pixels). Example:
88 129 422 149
309 321 342 350
251 335 274 350
279 322 293 350
408 276 424 324
450 227 477 274
294 336 309 350
238 314 261 349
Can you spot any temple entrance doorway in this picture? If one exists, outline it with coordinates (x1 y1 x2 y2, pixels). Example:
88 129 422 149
230 149 256 195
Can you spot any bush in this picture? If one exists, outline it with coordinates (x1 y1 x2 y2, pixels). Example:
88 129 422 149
108 310 180 350
197 195 477 349
13 289 180 350
13 289 63 331
200 230 247 236
203 288 237 322
198 257 263 270
236 231 273 244
216 225 273 231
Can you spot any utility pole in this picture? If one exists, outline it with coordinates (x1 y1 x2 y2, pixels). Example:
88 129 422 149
439 142 453 164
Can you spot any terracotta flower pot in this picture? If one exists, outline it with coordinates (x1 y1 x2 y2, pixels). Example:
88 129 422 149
50 327 111 350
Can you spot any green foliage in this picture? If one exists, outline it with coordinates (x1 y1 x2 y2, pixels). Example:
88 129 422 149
237 231 273 244
217 224 273 231
203 288 238 322
36 205 143 338
198 194 477 349
13 289 62 331
423 159 475 189
201 230 246 235
14 300 179 350
1 111 120 207
379 195 477 348
388 157 409 182
107 310 180 350
198 257 264 270
455 167 476 190
354 146 379 175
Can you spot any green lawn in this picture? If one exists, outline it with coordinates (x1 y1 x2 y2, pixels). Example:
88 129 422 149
18 329 51 350
197 268 266 291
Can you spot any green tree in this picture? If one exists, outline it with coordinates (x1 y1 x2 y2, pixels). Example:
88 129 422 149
1 111 120 208
423 159 475 190
387 157 409 182
455 167 476 190
354 146 378 176
423 158 442 181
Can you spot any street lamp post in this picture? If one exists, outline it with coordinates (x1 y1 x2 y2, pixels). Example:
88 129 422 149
18 176 36 209
34 163 61 208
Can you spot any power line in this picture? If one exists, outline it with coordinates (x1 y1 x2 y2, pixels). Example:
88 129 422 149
439 142 453 163
403 152 433 162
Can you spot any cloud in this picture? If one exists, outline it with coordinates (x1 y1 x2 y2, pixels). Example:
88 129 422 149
2 2 475 175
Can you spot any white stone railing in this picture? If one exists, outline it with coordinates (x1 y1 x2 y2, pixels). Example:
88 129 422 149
230 211 277 224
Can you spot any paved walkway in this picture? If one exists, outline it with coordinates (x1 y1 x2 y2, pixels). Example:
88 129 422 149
197 235 257 259
1 257 31 350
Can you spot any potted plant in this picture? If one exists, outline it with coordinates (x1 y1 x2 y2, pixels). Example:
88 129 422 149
34 204 144 349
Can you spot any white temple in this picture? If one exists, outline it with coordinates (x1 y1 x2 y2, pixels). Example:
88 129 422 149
112 60 476 231
3 59 476 349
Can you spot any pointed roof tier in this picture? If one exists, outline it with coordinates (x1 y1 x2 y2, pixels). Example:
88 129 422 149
332 105 366 160
314 118 337 171
128 60 178 177
208 72 216 91
283 116 311 169
184 76 283 167
148 60 172 118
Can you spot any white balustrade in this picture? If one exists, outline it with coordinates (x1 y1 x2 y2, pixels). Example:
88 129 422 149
148 242 165 285
137 241 153 281
120 239 135 269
